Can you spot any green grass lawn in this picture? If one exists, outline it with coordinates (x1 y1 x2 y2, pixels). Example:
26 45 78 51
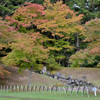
0 90 100 100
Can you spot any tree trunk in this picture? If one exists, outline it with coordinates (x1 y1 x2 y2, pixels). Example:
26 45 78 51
59 60 61 66
28 69 32 87
76 33 79 51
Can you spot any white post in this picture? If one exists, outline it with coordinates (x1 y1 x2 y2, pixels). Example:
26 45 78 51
49 86 51 94
29 86 31 93
13 85 16 92
3 85 5 92
63 87 66 95
1 86 2 92
6 85 8 92
58 87 61 94
82 86 85 96
76 86 80 96
33 86 36 92
86 87 89 98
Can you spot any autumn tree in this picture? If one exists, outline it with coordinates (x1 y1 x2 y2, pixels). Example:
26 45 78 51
42 0 100 23
1 31 49 85
0 15 48 85
0 0 44 17
2 32 48 70
0 18 17 78
5 1 60 70
0 16 21 58
69 18 100 67
37 0 84 66
1 11 49 85
5 2 46 29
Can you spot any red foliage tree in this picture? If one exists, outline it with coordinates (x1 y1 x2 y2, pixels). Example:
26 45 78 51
5 2 47 29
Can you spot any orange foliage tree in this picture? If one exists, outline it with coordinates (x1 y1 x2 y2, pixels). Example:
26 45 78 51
4 1 60 69
0 16 49 85
4 1 84 67
0 16 48 76
0 18 17 49
84 18 100 55
2 2 50 71
0 18 16 78
38 0 84 37
69 18 100 67
2 32 49 71
37 0 84 66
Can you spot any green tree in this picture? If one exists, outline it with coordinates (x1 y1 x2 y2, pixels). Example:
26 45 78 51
66 0 100 23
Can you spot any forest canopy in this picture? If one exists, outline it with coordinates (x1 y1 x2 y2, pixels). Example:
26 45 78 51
0 0 100 78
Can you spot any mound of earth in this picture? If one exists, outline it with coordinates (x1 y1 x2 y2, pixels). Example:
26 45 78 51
0 66 60 86
60 68 100 86
0 66 100 87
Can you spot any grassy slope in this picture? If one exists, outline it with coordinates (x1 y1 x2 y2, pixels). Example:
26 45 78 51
60 67 100 86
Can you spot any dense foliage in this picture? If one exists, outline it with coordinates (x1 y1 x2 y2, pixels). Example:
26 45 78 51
37 0 84 67
66 0 100 23
69 18 100 67
0 0 100 78
0 0 44 17
0 0 100 23
50 0 100 23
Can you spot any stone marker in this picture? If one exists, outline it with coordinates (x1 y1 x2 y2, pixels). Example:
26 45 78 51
41 66 47 74
61 74 66 78
54 75 57 79
56 72 62 78
67 75 73 80
81 76 87 81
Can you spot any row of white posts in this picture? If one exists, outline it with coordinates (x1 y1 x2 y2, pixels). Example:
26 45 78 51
0 85 97 97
